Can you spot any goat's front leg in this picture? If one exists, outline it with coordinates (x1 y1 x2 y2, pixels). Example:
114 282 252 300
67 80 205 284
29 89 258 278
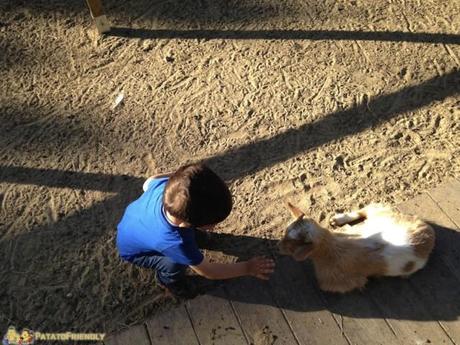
330 208 367 227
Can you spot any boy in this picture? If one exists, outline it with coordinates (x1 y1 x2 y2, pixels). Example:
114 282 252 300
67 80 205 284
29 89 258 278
116 163 275 297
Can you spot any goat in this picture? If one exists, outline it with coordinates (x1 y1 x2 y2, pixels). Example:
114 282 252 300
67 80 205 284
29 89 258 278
278 202 435 293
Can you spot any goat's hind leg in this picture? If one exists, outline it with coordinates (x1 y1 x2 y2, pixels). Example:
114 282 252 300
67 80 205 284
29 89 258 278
330 208 367 227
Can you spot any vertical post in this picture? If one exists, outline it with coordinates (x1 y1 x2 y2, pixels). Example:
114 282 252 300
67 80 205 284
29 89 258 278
86 0 111 34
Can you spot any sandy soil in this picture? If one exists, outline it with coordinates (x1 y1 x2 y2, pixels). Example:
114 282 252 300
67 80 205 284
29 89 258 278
0 0 459 337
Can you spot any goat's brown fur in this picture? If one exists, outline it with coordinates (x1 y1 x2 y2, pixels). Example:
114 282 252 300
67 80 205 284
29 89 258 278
278 202 434 293
409 221 435 258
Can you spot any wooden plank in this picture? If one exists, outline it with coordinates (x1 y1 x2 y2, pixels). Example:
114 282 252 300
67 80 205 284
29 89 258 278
366 276 454 345
186 287 247 345
408 253 460 344
398 189 459 229
145 304 199 345
269 257 349 345
428 179 460 228
399 192 460 279
321 289 401 345
398 191 460 344
225 277 298 345
104 324 150 345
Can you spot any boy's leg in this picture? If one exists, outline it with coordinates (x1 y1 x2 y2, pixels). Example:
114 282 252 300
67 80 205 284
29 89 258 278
129 254 213 298
130 254 186 286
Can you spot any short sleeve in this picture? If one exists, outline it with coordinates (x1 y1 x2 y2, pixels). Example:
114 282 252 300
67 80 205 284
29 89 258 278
143 177 168 192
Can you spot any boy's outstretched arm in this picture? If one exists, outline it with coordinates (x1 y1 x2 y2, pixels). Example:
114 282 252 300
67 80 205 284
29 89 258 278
190 256 275 280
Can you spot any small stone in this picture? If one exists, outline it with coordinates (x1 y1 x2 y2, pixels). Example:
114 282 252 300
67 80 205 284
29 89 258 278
333 155 345 171
393 132 403 140
112 92 124 109
399 67 408 78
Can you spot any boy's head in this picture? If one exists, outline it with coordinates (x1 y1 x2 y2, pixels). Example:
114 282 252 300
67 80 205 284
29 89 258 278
163 163 232 228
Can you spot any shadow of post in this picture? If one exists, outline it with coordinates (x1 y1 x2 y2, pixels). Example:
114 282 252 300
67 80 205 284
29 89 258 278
108 28 460 44
0 165 143 193
204 68 460 181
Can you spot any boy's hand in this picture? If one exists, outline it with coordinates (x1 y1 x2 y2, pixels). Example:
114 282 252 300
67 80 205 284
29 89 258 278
246 256 275 280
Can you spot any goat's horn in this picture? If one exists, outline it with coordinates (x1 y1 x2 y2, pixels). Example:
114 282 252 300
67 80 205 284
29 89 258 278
287 202 305 220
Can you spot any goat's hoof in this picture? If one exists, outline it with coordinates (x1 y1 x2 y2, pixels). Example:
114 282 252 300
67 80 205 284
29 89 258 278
330 214 344 227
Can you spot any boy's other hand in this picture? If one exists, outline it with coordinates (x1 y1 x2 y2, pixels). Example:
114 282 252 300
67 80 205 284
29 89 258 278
246 256 275 280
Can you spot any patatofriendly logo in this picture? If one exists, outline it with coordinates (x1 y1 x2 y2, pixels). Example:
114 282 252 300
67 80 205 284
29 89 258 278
2 327 34 345
2 327 105 344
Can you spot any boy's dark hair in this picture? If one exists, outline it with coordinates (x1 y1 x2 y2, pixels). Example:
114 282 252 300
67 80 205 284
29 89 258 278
163 163 232 227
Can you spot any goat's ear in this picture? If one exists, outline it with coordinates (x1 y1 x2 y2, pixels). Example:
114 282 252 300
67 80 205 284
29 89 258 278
292 243 313 261
287 202 305 220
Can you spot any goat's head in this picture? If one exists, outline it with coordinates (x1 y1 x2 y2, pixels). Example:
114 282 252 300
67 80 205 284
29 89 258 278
278 202 322 261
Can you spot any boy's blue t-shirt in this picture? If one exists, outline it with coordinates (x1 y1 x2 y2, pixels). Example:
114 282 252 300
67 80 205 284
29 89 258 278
116 177 204 266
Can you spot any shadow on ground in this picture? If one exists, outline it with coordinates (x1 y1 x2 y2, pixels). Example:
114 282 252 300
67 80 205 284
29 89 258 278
203 221 460 321
0 68 459 331
109 27 460 44
0 167 144 332
2 165 460 333
2 0 292 25
206 69 460 181
4 0 460 44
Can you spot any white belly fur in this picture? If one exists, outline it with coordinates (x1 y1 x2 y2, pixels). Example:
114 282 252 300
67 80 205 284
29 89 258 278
357 215 427 276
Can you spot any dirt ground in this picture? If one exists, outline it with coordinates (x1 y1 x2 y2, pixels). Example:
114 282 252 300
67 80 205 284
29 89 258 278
0 0 459 337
